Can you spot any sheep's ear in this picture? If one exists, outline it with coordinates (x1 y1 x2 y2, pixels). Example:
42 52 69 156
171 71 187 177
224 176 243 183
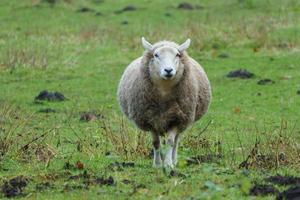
178 38 191 52
141 37 153 51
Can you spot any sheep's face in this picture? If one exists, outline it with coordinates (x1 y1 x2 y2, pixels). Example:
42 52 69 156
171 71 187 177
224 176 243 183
142 37 191 82
152 46 181 80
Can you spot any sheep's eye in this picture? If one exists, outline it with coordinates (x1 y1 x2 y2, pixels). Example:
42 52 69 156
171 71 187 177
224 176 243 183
154 54 159 58
176 53 181 57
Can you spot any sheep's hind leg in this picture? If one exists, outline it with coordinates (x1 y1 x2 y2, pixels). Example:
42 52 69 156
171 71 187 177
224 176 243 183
172 134 180 166
163 129 177 169
151 133 162 167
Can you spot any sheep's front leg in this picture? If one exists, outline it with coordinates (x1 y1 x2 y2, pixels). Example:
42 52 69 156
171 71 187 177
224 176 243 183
163 129 177 169
151 133 162 167
172 134 180 166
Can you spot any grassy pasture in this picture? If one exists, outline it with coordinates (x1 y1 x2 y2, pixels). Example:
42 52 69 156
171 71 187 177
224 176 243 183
0 0 299 199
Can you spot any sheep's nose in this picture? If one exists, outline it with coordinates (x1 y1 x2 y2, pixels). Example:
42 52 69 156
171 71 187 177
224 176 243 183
164 68 173 74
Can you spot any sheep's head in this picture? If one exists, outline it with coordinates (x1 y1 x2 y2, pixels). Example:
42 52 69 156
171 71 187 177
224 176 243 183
141 37 190 82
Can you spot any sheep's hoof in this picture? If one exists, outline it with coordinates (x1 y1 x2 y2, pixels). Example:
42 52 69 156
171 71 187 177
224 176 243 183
163 160 174 169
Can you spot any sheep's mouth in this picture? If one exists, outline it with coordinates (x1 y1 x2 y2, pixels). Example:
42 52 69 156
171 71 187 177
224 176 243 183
163 74 174 80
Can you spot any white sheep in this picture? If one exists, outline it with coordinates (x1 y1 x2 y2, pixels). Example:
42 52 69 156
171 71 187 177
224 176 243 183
117 37 211 168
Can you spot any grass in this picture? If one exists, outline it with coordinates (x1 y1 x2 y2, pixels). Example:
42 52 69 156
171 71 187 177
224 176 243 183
0 0 299 199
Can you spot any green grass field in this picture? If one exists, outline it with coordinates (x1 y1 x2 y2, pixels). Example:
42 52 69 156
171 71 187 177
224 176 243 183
0 0 299 199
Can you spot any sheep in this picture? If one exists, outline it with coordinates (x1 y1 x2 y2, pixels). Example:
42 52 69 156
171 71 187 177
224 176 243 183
117 37 211 168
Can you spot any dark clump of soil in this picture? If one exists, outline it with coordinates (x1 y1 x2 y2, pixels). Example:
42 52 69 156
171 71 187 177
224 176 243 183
257 79 275 85
186 154 222 165
114 162 135 168
35 90 65 102
95 12 102 16
277 186 300 200
218 53 229 58
1 176 28 198
266 175 300 186
93 176 115 186
35 182 54 191
178 2 194 10
226 69 254 79
115 5 136 14
77 7 95 13
80 112 103 122
249 184 279 196
38 108 56 113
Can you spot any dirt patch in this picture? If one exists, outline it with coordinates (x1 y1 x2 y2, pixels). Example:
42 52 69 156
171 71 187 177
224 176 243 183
35 90 65 102
80 112 103 122
1 176 28 198
226 69 254 79
257 79 275 85
178 2 194 10
186 154 222 165
218 53 229 59
277 186 300 200
77 7 95 13
266 175 300 186
115 5 136 14
93 176 115 186
249 184 279 196
38 108 56 113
